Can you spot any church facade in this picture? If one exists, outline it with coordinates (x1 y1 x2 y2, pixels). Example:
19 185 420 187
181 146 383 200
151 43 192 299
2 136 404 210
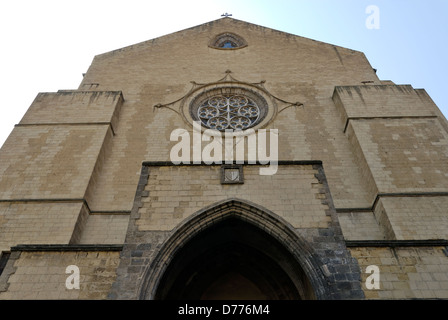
0 18 447 300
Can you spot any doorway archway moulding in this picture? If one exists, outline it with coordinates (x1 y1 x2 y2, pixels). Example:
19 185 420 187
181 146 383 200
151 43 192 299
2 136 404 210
138 197 332 300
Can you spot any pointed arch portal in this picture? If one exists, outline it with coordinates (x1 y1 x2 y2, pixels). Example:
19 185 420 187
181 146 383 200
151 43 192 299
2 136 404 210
139 199 331 300
155 218 311 300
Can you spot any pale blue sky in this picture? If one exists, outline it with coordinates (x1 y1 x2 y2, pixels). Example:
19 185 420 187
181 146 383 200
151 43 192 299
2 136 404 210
0 0 447 147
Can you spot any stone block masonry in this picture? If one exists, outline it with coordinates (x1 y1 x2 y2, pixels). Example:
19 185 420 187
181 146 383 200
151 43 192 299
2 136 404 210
0 245 122 299
109 161 365 300
0 17 447 300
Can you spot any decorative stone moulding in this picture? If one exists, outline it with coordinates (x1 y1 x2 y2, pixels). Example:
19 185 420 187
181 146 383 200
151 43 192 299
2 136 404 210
153 70 304 134
208 32 248 50
189 87 269 131
220 164 244 184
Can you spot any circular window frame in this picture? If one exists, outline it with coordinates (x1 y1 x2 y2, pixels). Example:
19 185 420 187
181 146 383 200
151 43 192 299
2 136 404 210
192 92 265 131
182 84 276 135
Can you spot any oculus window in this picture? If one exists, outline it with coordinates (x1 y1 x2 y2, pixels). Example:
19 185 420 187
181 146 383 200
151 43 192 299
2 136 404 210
190 88 269 131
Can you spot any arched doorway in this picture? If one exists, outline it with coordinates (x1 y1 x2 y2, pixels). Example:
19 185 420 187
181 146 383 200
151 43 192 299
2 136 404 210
139 199 330 300
155 218 311 299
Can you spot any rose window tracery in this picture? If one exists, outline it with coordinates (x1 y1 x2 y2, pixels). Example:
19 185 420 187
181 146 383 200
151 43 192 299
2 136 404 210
197 94 261 131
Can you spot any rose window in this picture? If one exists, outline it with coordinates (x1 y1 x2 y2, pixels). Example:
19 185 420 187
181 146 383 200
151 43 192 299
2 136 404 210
197 94 261 131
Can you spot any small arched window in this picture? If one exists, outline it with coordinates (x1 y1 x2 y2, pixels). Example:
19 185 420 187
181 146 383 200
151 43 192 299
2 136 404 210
209 32 248 50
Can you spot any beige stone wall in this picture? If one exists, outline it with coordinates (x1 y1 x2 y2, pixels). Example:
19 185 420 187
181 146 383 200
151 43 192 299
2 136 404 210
0 202 84 252
347 118 448 194
0 89 124 250
19 91 123 130
376 197 448 240
0 125 110 200
0 250 119 299
340 116 448 240
344 120 379 204
333 85 438 124
79 214 128 244
78 18 379 214
136 164 331 231
350 246 448 299
338 211 385 240
339 195 448 243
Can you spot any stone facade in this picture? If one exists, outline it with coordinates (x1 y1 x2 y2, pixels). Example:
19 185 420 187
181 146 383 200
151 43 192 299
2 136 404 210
0 17 447 300
108 162 364 300
0 245 121 299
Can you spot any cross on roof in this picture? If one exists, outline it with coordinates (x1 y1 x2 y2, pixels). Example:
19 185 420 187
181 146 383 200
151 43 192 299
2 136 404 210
221 13 232 17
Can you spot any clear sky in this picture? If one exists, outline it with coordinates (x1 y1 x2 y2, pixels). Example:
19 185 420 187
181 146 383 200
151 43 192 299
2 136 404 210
0 0 447 148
